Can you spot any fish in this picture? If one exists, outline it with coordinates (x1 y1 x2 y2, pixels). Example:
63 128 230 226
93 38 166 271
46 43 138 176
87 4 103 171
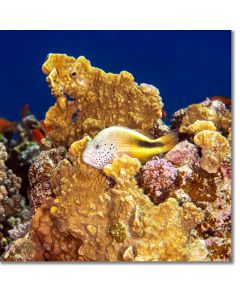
82 126 178 169
31 128 44 143
0 118 17 133
209 96 231 107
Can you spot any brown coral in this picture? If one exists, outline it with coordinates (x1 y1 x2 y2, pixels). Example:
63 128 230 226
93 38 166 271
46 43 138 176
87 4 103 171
194 130 231 173
28 146 67 211
42 54 163 146
179 158 231 261
4 137 205 261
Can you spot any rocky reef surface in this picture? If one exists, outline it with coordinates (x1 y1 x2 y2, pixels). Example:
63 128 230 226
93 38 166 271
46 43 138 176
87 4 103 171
0 109 41 255
0 54 231 261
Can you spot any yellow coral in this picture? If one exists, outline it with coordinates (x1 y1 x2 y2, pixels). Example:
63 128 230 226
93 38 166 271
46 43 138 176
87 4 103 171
179 101 231 133
181 120 216 134
42 54 163 146
194 130 231 173
13 137 204 261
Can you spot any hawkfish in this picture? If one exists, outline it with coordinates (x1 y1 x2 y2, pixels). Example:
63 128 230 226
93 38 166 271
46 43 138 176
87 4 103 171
82 126 178 169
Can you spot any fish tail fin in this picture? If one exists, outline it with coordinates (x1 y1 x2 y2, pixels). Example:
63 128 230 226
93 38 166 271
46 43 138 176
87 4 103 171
155 131 178 153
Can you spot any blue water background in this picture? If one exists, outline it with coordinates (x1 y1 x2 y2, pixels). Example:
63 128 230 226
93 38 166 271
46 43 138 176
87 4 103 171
0 30 231 122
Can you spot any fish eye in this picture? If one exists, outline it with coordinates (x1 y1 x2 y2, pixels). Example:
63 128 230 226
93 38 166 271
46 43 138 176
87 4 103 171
95 144 100 149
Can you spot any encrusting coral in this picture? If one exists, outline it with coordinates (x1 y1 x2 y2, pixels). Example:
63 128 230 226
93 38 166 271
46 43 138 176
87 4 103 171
3 137 207 261
194 130 231 174
178 99 231 134
41 53 163 147
183 120 216 135
1 54 232 262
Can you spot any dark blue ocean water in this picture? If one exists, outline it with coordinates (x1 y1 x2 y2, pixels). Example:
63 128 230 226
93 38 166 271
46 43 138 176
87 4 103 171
0 30 231 122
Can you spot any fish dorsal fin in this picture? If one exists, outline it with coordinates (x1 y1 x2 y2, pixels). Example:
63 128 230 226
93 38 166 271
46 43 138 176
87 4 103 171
131 128 154 139
112 125 154 140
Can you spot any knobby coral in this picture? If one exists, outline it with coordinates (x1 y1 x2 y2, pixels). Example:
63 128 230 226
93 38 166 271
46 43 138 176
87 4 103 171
194 130 231 174
3 137 207 261
138 157 179 204
138 136 231 261
165 140 200 167
178 99 231 134
42 54 163 147
28 146 67 212
0 143 22 220
0 143 29 255
183 120 216 135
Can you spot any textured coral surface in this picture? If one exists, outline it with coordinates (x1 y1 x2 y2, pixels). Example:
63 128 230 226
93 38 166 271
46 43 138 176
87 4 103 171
0 143 29 255
4 138 206 261
42 54 163 146
1 54 232 262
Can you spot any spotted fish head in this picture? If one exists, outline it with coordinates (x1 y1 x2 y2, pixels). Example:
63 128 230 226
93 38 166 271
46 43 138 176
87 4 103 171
82 133 117 169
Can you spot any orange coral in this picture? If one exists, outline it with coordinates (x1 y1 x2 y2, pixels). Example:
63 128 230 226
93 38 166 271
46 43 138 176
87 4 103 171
42 54 163 146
